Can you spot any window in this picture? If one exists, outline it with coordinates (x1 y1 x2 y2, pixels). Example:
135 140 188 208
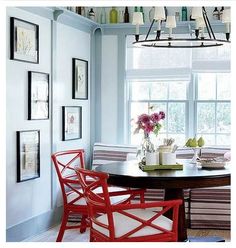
195 73 231 146
129 80 188 146
126 36 231 147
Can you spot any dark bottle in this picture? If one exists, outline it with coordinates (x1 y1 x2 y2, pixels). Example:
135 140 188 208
134 6 139 12
182 7 187 21
219 7 224 21
124 6 129 23
88 8 95 21
76 7 81 15
213 7 220 20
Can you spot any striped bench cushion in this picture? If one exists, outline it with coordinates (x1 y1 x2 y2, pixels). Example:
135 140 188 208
190 186 231 229
92 143 137 169
176 147 230 159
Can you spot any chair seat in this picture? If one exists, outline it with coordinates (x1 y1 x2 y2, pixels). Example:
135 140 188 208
93 209 173 238
67 186 131 206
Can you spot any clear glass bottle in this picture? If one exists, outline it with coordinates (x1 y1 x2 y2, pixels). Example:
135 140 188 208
118 10 124 23
181 6 187 21
100 7 106 24
124 7 129 23
175 12 180 22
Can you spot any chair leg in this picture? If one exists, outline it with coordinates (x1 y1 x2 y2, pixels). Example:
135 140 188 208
56 211 69 242
80 214 88 233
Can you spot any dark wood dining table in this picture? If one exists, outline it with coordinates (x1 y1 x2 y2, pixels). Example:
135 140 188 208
95 159 230 242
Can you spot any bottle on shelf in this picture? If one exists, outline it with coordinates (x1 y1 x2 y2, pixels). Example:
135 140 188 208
219 6 224 21
118 10 124 23
140 6 145 23
175 12 180 22
109 7 118 23
213 7 220 20
81 7 85 17
124 6 130 23
100 7 106 24
88 8 95 21
76 7 81 15
181 7 188 21
134 6 139 12
71 7 76 13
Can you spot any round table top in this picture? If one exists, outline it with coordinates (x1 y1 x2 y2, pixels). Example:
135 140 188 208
95 159 231 189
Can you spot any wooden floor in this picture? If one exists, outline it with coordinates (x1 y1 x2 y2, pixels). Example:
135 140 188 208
23 225 230 242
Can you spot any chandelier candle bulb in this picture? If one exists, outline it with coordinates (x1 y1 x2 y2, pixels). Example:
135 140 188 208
222 8 231 36
166 16 176 38
154 7 166 20
132 12 144 36
191 7 203 19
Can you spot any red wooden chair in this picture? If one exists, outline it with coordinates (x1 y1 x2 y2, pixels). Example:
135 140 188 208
52 149 145 242
77 168 182 242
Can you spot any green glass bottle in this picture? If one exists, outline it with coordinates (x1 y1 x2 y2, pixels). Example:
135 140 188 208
109 7 118 23
140 6 145 23
181 7 187 21
134 6 139 12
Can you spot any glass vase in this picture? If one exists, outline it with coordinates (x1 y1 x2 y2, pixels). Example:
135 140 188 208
139 133 155 161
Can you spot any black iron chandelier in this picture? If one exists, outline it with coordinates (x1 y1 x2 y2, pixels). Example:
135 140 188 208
132 7 231 48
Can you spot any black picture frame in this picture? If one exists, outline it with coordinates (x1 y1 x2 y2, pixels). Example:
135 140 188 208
62 106 82 141
28 71 49 120
16 130 40 182
72 58 88 100
10 17 39 63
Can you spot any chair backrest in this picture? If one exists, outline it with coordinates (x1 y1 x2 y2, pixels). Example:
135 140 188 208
92 143 137 169
77 168 115 237
51 149 85 205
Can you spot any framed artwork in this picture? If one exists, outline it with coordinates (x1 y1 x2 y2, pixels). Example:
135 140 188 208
62 106 82 141
72 58 88 100
16 130 40 182
28 71 49 120
10 17 39 63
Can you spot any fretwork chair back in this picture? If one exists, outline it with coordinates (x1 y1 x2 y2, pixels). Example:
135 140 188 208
51 149 88 241
52 149 145 241
77 168 182 242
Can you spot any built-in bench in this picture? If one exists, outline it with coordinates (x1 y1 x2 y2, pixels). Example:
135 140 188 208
92 143 231 230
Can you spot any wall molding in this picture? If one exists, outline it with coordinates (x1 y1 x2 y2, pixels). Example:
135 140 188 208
6 206 63 242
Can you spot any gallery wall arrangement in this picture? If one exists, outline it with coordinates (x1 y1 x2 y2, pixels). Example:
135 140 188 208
9 15 89 185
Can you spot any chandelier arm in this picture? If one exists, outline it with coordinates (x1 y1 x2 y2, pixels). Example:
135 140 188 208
203 7 216 40
145 19 155 41
202 7 212 39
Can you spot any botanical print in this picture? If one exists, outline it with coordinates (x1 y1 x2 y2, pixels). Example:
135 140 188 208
11 18 39 63
66 112 79 135
18 131 40 182
62 106 82 140
16 26 36 58
75 61 86 98
73 58 88 99
29 72 49 120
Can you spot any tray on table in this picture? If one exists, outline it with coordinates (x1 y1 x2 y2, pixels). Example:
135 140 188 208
139 162 183 171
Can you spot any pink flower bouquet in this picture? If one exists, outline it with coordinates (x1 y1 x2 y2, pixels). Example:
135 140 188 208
134 111 165 136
